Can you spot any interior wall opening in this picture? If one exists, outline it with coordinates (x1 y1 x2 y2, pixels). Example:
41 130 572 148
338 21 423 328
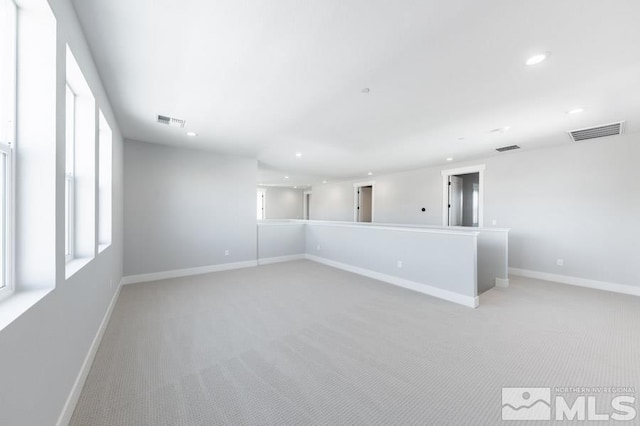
303 191 311 220
448 172 480 227
441 165 484 227
354 183 374 223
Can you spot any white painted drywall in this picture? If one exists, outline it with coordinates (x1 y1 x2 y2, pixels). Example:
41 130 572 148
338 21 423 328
305 222 478 299
257 222 306 259
310 181 356 221
263 186 304 219
0 0 124 424
311 134 640 288
124 140 257 276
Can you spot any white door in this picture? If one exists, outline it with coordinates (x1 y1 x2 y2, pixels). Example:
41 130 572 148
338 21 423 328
256 190 265 220
448 176 463 226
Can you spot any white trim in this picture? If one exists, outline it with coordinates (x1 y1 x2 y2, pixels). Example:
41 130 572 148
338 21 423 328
306 220 478 237
0 288 52 331
122 260 259 285
257 220 306 226
441 164 486 176
256 188 266 220
441 164 485 227
258 254 305 265
56 279 123 426
495 277 510 288
305 254 478 308
509 268 640 297
0 142 13 296
353 180 375 223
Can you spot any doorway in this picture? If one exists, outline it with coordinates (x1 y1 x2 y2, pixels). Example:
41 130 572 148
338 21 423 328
441 165 484 227
303 191 312 220
353 181 374 222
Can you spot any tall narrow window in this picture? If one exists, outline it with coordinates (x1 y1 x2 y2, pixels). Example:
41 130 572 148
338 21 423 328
0 0 16 297
98 110 112 250
65 45 96 277
65 83 76 261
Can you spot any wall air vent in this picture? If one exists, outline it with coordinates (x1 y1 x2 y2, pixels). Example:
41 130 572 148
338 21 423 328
568 121 624 142
157 115 186 128
495 145 520 152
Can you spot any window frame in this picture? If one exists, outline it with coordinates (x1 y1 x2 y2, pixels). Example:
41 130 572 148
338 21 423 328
65 83 76 262
0 0 16 301
0 143 13 300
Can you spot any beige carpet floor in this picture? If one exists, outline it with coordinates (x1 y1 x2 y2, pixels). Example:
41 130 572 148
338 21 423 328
70 260 640 425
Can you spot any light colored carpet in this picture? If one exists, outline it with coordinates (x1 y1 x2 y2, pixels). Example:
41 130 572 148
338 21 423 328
70 260 640 425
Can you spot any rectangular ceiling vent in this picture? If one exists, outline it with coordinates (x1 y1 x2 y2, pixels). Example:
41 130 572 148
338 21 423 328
495 144 520 152
568 121 624 142
157 115 186 128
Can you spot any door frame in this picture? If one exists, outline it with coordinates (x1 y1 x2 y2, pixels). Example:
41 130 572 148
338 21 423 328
353 181 375 222
257 187 267 220
441 165 485 227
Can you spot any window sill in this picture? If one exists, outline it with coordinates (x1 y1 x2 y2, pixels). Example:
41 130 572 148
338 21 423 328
0 288 53 332
98 243 111 254
65 257 93 280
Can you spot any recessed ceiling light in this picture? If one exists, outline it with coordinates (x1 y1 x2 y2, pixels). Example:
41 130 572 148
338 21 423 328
186 131 197 136
367 172 373 176
361 88 370 93
567 107 585 114
446 157 453 161
322 180 327 184
295 152 302 157
490 126 511 133
525 52 549 66
294 186 297 189
458 137 465 141
284 176 289 179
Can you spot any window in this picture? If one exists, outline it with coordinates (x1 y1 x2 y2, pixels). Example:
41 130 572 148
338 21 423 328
98 110 112 250
65 83 75 261
65 45 96 276
0 0 16 298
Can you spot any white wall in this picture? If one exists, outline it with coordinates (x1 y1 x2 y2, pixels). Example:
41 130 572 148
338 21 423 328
263 186 304 219
311 134 640 288
310 181 356 221
124 140 257 276
0 0 124 424
305 222 478 307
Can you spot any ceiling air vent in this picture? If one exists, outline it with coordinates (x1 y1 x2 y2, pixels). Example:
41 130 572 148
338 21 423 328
157 115 186 128
495 145 520 152
568 121 624 142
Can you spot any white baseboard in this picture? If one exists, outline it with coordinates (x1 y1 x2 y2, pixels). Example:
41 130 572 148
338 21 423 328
305 254 478 308
509 268 640 297
122 260 258 285
495 277 510 288
56 279 123 426
258 254 305 265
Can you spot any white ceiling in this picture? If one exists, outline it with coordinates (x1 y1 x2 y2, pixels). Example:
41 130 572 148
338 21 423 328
71 0 640 186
